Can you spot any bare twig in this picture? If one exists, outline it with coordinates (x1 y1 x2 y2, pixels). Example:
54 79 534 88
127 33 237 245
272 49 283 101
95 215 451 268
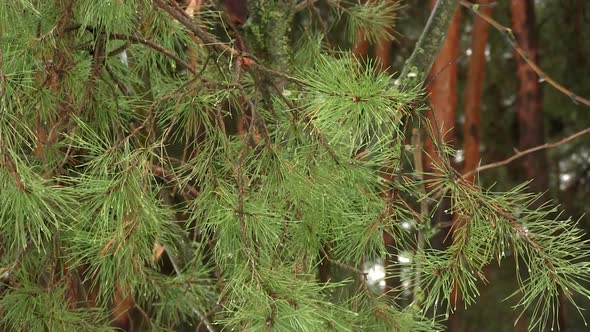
461 0 590 108
108 33 198 76
411 128 426 306
463 127 590 179
153 0 239 57
295 0 319 12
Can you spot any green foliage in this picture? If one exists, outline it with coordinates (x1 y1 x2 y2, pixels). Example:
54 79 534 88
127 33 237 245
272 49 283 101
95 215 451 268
344 0 400 44
0 1 589 331
0 278 110 331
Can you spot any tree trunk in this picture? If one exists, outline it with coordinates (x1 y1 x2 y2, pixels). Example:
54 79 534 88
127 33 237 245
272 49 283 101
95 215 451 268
510 0 548 196
353 32 369 59
375 0 397 73
423 1 460 191
447 2 494 330
399 0 461 84
419 1 461 329
462 0 493 181
511 0 559 329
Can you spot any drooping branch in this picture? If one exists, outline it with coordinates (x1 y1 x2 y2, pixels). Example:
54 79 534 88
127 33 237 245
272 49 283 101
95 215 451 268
398 0 461 85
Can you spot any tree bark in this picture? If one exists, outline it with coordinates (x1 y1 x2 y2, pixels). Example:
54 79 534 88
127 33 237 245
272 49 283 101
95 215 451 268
353 31 369 59
510 0 548 196
446 3 494 331
375 35 391 72
420 2 461 329
375 0 397 73
462 0 494 182
511 1 557 329
424 1 460 176
399 0 461 85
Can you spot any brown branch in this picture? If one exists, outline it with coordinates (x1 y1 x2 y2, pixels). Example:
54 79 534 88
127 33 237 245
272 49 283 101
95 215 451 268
2 155 26 191
108 33 198 76
295 0 319 12
0 34 5 100
463 127 590 179
153 0 239 57
152 164 200 199
153 0 306 86
461 0 590 108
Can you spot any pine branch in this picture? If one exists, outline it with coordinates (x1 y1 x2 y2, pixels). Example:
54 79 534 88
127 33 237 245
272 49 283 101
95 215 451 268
166 250 216 332
153 0 305 86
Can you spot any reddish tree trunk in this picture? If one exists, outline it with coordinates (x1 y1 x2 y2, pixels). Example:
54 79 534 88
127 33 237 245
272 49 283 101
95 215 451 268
186 0 203 70
422 2 461 330
511 0 560 329
375 0 397 73
510 0 548 196
223 0 249 26
374 0 398 294
424 2 460 174
449 2 494 331
353 31 369 59
462 0 494 181
375 36 392 72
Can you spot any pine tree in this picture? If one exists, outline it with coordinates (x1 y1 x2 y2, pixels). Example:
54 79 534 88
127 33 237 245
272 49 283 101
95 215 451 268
0 1 589 331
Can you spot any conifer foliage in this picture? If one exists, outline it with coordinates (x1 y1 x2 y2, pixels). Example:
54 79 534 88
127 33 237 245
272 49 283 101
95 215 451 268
0 0 588 331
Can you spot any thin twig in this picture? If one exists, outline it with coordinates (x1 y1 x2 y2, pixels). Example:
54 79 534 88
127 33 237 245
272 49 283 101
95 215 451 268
108 33 198 76
166 250 217 332
152 164 200 199
2 154 26 191
411 128 426 306
295 0 319 12
463 127 590 179
461 0 590 108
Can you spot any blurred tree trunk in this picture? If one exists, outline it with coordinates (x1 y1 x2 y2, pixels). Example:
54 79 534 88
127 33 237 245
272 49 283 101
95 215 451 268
224 0 249 26
450 2 493 331
511 1 562 330
421 3 460 327
424 2 460 175
352 0 370 58
462 0 493 181
375 0 396 73
510 0 548 197
353 32 369 59
424 1 460 251
374 0 398 294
